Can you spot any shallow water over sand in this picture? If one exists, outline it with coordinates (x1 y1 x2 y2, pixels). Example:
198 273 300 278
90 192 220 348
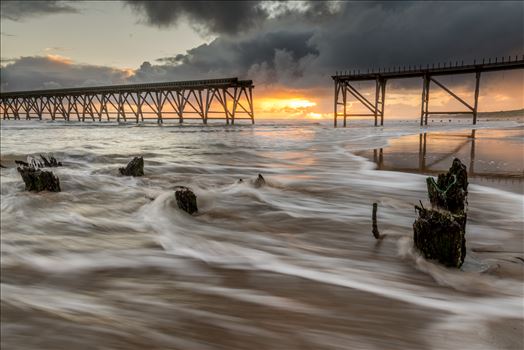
1 119 523 350
356 128 524 194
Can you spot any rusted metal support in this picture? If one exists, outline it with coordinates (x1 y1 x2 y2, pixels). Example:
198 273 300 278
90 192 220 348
374 79 380 126
421 74 430 126
379 79 386 126
0 78 254 125
332 57 524 127
430 77 474 111
343 82 347 127
472 71 481 125
334 80 339 127
248 87 255 124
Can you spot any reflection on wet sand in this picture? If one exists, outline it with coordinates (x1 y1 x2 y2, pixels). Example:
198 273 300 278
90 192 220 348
361 128 524 194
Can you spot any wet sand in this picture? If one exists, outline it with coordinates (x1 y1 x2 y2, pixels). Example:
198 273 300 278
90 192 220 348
355 127 524 194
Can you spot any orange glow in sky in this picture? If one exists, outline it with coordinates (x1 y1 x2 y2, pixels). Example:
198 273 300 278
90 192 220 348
259 97 316 110
254 88 326 119
256 97 319 119
46 54 73 65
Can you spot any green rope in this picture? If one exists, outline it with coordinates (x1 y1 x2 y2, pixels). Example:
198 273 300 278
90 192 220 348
428 174 457 200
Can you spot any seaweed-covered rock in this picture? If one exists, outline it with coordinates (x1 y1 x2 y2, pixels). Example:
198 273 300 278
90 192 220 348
426 158 468 214
413 206 466 267
175 186 198 214
254 174 266 188
17 166 61 192
119 156 144 177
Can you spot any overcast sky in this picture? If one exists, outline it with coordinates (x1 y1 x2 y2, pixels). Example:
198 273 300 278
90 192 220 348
1 1 523 119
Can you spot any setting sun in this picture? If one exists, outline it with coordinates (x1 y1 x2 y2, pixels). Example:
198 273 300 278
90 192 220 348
260 98 316 110
256 97 318 118
306 112 324 119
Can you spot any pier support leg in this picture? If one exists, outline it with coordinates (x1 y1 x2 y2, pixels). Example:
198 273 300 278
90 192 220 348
380 79 386 126
334 81 338 128
249 87 254 125
374 79 379 126
343 82 347 127
420 75 430 126
472 71 481 125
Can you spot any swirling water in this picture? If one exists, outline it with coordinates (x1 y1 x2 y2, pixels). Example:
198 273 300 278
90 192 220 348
1 119 523 350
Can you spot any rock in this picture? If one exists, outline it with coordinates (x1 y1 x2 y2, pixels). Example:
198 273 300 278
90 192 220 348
426 158 468 214
15 160 29 167
119 156 144 177
174 186 198 214
253 174 265 188
413 158 469 268
17 166 61 192
0 163 5 168
413 205 466 267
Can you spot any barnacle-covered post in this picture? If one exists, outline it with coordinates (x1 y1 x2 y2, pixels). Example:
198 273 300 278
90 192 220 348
413 158 468 267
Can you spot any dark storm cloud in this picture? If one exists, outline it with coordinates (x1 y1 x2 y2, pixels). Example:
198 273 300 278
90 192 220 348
0 56 129 91
129 30 319 86
0 1 79 21
314 1 523 70
127 1 523 90
1 1 522 93
125 0 266 35
124 0 340 35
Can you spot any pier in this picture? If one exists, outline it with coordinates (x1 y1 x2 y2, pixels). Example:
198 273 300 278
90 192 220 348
333 56 524 127
0 78 255 124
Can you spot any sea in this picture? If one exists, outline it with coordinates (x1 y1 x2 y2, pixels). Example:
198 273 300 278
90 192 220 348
1 118 523 350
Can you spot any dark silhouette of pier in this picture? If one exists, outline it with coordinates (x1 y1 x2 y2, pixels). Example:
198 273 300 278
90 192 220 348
333 56 524 127
0 78 254 124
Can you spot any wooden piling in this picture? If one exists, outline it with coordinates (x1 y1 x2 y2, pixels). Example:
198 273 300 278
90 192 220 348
372 202 380 239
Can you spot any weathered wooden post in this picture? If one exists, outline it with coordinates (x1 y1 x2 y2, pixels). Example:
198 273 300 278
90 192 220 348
413 158 468 267
372 202 380 239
